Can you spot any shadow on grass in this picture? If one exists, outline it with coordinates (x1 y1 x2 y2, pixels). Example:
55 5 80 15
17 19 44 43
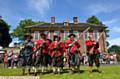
22 69 87 76
92 69 102 73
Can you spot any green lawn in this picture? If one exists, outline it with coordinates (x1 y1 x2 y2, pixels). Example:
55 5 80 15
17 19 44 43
0 65 120 79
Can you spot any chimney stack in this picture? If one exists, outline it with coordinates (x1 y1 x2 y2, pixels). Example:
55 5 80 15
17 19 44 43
64 21 69 26
73 16 78 24
51 17 55 24
64 18 69 26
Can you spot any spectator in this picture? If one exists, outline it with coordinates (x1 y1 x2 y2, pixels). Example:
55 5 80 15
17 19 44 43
12 53 19 68
8 50 13 68
4 50 8 68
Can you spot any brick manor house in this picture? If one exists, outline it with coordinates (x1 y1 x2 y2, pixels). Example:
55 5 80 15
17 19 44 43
25 17 107 53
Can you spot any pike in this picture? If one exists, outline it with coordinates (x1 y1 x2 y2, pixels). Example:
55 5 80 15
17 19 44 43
78 26 90 54
79 27 90 38
67 26 90 55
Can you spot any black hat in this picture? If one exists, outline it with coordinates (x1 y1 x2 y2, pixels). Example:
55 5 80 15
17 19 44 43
40 33 46 37
53 35 61 41
68 34 76 37
24 34 33 39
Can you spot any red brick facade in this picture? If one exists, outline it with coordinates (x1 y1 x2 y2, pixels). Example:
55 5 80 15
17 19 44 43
26 17 107 53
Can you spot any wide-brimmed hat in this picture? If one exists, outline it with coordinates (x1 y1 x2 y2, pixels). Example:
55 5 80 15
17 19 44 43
68 34 76 37
24 33 33 39
40 33 46 37
53 35 61 41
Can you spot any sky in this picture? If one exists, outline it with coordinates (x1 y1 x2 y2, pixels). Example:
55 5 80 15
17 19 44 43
0 0 120 46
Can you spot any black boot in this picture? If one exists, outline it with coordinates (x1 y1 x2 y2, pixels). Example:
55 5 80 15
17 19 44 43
22 68 25 75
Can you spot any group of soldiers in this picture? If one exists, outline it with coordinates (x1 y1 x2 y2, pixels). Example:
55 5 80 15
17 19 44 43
19 33 101 75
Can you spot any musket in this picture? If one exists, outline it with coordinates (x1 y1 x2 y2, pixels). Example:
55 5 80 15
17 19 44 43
89 32 104 54
33 23 52 54
65 26 90 57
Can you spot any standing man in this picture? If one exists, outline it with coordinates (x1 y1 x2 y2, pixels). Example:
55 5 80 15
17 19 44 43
4 50 8 68
49 35 64 74
34 33 52 74
20 34 34 75
8 50 13 68
34 36 43 67
85 35 101 73
40 33 50 73
65 34 81 73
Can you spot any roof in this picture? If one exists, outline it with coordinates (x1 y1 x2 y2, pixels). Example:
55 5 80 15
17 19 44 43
25 23 107 31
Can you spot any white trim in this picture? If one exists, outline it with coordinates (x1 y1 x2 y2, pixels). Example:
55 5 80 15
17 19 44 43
84 32 89 40
54 31 59 35
48 32 50 39
94 30 99 40
64 31 69 40
34 31 39 40
73 31 78 38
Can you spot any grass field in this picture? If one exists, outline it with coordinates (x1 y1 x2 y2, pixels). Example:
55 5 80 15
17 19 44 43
0 65 120 79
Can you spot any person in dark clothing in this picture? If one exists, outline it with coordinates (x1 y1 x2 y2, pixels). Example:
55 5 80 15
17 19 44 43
20 34 34 75
86 35 101 73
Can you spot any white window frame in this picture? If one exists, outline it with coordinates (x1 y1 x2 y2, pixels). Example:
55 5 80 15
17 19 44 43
94 30 99 40
54 31 60 36
73 31 78 38
84 32 89 40
34 31 39 40
64 30 69 40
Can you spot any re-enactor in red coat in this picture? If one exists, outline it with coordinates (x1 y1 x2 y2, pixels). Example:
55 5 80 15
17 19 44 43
49 35 64 74
86 35 101 73
33 33 52 75
65 34 81 73
35 33 51 73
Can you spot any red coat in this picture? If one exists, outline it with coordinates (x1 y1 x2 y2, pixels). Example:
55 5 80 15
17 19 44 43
41 39 51 54
65 40 81 54
65 40 73 47
70 41 81 54
49 41 64 57
35 40 43 49
4 51 8 64
35 39 50 55
86 40 95 51
86 40 99 53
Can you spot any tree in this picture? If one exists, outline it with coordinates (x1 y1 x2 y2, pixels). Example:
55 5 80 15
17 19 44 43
0 18 12 47
106 41 110 47
108 45 120 54
86 15 109 37
11 19 44 40
108 45 120 61
87 16 103 25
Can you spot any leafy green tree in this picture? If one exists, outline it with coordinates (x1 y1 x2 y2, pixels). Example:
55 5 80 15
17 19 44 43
106 41 110 47
0 17 12 47
86 15 109 37
108 45 120 54
108 45 120 61
87 16 103 25
11 19 44 40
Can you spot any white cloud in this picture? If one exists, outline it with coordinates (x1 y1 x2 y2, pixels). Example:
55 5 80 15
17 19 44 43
112 27 120 33
27 0 53 16
103 18 120 33
103 19 119 26
108 38 120 46
87 3 120 15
